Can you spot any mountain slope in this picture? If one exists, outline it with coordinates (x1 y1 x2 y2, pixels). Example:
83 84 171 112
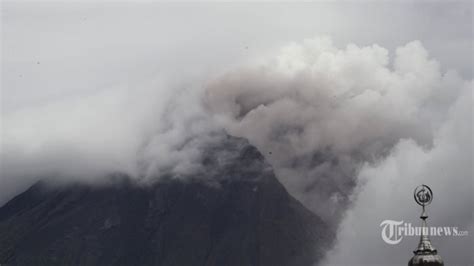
0 136 333 266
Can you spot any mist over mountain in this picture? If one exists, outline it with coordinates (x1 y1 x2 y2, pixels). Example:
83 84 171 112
1 2 472 265
0 136 333 266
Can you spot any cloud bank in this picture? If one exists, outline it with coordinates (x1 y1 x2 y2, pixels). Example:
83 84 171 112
322 83 472 265
1 34 472 264
205 37 469 223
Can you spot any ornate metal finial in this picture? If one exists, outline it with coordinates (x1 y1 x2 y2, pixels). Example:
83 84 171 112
414 184 432 220
408 184 444 266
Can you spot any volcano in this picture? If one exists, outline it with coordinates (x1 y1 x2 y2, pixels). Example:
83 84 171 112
0 136 333 266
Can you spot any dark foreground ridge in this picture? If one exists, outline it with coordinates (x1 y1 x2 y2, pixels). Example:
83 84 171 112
0 136 333 266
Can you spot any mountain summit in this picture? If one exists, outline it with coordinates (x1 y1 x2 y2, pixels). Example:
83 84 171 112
0 136 333 266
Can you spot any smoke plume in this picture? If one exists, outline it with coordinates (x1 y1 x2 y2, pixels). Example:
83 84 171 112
1 34 472 264
204 37 472 264
205 37 467 223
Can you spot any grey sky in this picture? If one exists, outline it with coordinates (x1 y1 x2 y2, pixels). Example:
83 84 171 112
2 2 472 111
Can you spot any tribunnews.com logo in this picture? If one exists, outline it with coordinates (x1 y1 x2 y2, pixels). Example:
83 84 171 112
380 220 469 245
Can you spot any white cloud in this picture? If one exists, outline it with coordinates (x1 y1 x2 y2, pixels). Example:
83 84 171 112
322 87 473 265
205 37 470 225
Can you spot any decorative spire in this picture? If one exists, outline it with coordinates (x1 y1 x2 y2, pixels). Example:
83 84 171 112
408 184 444 266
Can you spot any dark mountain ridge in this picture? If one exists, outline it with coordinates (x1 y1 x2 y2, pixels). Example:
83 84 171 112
0 136 334 266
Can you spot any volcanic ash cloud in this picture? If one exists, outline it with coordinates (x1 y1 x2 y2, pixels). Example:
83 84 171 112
205 36 469 223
